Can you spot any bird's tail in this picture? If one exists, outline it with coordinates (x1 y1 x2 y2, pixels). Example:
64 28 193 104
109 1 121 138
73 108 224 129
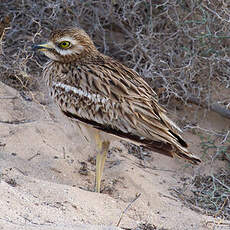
142 140 201 165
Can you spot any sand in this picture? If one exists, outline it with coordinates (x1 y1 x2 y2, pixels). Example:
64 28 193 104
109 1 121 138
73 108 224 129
0 82 229 230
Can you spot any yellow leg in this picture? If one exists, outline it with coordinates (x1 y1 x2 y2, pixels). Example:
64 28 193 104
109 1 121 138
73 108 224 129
95 141 110 193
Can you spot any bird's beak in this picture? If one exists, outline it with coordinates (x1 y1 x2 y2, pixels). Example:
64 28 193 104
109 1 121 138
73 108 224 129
32 43 52 52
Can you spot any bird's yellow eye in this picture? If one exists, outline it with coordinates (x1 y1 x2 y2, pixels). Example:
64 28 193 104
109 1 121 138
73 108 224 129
58 41 71 49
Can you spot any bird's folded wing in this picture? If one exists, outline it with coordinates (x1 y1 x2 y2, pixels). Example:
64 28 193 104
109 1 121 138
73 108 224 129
49 57 200 164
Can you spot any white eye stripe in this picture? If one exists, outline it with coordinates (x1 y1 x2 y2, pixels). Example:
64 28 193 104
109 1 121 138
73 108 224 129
55 45 84 55
56 48 75 56
57 36 77 45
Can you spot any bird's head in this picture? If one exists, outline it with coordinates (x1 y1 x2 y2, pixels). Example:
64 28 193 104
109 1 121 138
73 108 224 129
33 27 97 63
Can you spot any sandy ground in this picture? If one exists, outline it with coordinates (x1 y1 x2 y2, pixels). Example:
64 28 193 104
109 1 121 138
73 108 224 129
0 82 229 230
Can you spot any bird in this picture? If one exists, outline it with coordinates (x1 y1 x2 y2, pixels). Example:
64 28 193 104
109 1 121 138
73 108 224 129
33 27 201 193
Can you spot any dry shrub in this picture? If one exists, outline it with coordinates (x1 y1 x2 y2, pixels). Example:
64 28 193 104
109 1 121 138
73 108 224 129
171 133 230 220
0 0 229 107
172 169 230 220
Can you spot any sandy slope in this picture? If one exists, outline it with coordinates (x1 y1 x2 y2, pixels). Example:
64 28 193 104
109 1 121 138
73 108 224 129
0 82 229 230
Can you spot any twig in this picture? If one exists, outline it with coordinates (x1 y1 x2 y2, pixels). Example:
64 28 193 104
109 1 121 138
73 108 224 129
0 119 35 124
0 96 17 99
14 167 28 176
27 152 40 161
221 130 229 144
206 220 230 229
116 193 141 227
212 175 230 191
215 197 229 218
184 124 224 136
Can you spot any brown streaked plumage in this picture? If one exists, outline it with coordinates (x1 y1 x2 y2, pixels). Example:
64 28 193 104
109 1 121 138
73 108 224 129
33 27 201 192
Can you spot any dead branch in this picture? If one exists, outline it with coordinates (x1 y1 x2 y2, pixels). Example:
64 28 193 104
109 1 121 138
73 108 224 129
187 96 230 120
0 119 35 124
117 193 141 227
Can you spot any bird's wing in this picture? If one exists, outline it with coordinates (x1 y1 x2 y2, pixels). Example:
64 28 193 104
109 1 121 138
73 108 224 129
49 56 200 164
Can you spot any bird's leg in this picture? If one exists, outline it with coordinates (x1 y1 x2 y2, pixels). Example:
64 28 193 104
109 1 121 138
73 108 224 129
95 134 110 193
